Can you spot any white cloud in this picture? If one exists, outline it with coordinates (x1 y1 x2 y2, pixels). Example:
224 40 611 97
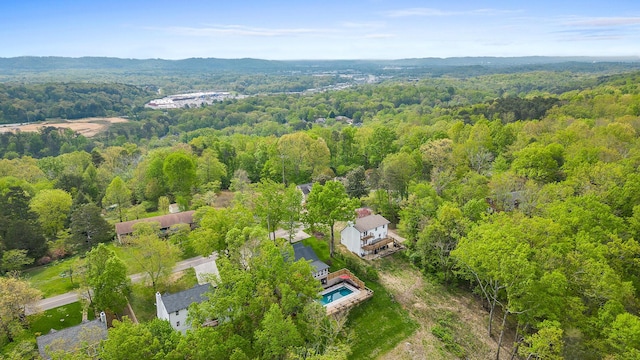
161 24 336 37
384 7 521 18
564 17 640 27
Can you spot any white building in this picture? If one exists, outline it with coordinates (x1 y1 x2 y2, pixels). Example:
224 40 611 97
156 283 211 333
340 214 391 257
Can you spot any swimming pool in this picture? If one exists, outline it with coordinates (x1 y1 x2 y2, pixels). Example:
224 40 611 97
321 286 354 305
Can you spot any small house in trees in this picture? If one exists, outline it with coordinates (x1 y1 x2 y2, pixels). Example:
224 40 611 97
293 242 330 284
36 313 108 359
340 214 391 257
156 283 213 333
115 210 195 243
296 183 313 204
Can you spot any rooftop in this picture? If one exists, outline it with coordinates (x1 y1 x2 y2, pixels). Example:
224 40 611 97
293 242 329 273
296 183 313 196
36 319 107 359
353 214 390 232
160 283 212 313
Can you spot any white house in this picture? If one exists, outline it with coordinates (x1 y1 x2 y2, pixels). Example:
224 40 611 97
341 214 391 257
156 283 212 333
293 242 329 284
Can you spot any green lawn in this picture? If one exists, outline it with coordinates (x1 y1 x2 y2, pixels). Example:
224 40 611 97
23 258 81 298
29 302 95 337
302 237 418 360
25 239 195 299
2 303 97 357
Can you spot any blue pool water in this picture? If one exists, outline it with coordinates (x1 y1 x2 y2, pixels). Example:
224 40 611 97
321 286 354 305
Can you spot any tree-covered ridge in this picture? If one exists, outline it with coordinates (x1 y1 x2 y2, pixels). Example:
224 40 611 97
0 82 154 124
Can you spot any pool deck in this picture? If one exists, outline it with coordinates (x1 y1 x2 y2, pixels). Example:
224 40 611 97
322 269 374 316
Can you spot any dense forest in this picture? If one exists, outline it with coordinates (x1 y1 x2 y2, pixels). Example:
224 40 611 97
1 59 640 359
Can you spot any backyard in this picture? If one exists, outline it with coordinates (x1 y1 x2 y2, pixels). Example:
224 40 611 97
302 237 419 360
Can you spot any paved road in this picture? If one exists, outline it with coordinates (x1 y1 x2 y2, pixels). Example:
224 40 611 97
27 255 213 314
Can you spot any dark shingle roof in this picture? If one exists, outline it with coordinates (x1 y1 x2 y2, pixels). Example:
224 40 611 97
36 319 107 359
296 183 313 196
293 243 329 273
353 214 390 232
161 283 211 313
115 210 195 235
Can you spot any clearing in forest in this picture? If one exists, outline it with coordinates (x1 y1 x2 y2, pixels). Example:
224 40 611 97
0 117 128 137
374 255 510 359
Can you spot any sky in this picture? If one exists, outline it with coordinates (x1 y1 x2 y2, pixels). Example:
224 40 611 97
0 0 639 60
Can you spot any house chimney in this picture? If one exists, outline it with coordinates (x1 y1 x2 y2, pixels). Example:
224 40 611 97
99 311 106 323
156 292 163 319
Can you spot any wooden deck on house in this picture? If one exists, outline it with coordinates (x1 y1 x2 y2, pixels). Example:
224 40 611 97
363 234 406 260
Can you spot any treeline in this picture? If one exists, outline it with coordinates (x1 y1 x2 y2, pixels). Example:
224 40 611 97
0 82 153 124
0 127 92 158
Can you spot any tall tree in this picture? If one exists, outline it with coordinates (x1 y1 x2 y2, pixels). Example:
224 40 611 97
69 203 114 250
29 189 73 239
306 181 358 257
85 244 130 314
365 126 397 167
344 166 368 199
197 148 227 186
253 180 286 240
163 151 197 198
103 176 131 222
0 186 47 259
282 184 303 243
189 205 254 257
0 277 41 343
130 232 180 292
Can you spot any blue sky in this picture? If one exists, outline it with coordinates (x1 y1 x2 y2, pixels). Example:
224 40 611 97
1 0 639 60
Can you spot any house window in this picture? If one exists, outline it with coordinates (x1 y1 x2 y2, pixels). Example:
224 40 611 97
175 310 179 316
176 321 180 327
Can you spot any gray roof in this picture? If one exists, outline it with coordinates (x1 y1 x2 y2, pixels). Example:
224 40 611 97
161 283 211 313
115 210 195 235
36 319 107 359
310 260 330 272
293 242 329 273
354 214 390 232
296 183 313 195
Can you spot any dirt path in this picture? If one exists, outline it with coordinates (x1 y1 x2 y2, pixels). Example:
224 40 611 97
374 256 511 359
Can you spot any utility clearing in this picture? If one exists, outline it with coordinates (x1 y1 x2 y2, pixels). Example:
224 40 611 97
374 256 511 359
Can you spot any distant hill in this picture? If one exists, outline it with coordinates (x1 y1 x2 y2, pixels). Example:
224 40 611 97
1 56 639 75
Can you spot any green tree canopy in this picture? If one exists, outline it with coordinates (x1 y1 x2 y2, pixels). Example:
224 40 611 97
29 188 73 239
306 180 359 257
